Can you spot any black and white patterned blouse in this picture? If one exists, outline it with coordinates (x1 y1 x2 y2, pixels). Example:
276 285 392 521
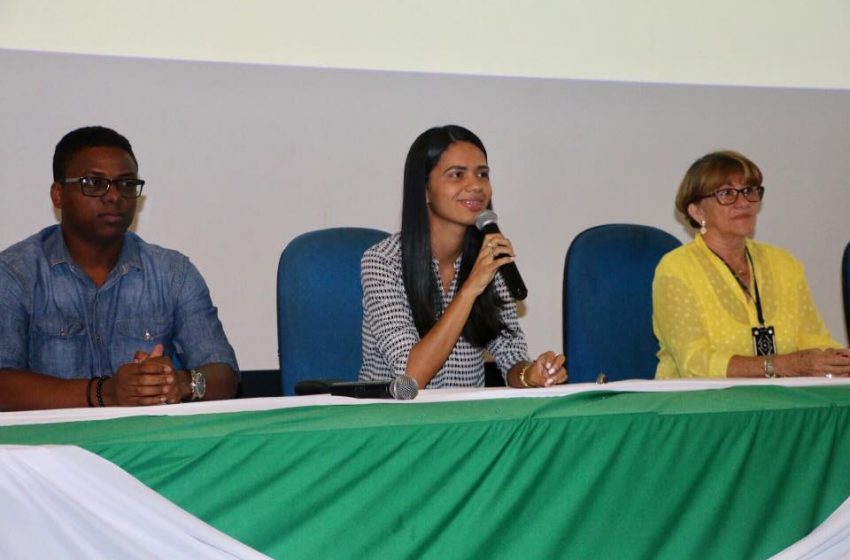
358 233 529 388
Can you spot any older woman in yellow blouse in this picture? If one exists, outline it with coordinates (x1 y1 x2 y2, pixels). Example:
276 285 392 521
653 150 850 378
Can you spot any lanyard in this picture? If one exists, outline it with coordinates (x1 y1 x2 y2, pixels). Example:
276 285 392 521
710 247 767 327
747 250 766 326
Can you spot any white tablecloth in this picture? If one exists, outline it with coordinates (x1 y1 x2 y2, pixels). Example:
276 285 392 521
2 376 849 427
0 445 270 560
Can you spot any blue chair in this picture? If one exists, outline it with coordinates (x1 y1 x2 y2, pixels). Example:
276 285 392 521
841 243 850 344
563 224 681 383
277 227 390 396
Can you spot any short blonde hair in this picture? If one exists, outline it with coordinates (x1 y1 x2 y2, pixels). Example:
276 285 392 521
675 150 763 228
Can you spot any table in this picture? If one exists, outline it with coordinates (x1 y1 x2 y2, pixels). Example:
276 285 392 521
2 380 850 559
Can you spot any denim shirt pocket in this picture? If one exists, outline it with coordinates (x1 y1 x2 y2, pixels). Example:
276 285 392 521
31 318 89 378
112 317 174 364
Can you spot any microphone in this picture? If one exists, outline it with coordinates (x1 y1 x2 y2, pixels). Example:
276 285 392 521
475 210 528 301
330 375 419 400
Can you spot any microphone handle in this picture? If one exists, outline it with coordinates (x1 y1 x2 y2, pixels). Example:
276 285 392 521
499 262 528 301
480 224 529 301
331 381 393 399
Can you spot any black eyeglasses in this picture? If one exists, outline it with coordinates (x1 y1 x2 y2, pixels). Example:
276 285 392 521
700 185 764 206
62 176 145 198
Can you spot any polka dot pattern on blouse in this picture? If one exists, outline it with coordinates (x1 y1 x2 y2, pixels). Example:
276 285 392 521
653 234 838 378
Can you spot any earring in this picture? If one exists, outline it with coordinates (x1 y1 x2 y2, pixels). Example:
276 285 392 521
700 220 707 235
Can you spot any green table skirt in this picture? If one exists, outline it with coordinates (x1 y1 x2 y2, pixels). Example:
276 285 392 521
3 385 850 559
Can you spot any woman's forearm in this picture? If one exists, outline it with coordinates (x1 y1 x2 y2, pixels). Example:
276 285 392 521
405 288 478 388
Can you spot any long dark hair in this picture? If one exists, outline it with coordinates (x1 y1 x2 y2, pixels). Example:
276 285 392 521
401 125 508 347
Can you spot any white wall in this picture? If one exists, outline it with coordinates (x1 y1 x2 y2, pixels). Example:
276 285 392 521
2 0 849 88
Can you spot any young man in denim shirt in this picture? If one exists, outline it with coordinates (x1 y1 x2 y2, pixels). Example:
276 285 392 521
0 126 238 410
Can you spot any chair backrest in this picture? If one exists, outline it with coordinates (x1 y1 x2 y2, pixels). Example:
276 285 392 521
563 224 681 383
841 243 850 339
277 227 390 396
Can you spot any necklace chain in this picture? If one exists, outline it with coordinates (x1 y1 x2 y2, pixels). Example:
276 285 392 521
709 248 750 295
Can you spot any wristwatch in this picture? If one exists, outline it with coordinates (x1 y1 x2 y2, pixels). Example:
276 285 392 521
190 368 207 400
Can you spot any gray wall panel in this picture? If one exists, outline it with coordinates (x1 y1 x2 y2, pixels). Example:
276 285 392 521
2 49 848 369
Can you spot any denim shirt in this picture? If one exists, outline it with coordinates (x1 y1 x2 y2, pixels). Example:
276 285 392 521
0 226 238 379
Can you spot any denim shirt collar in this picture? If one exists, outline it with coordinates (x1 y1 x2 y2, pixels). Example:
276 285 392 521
43 225 142 278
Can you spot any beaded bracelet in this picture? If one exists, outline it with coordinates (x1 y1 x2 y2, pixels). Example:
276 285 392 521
85 377 96 408
95 376 108 407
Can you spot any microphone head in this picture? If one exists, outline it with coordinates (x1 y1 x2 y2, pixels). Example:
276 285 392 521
475 210 498 231
388 375 419 400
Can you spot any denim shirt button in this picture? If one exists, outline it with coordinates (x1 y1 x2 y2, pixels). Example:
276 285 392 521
143 329 152 341
59 328 67 337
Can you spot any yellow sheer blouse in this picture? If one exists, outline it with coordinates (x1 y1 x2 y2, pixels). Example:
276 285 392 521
653 234 839 378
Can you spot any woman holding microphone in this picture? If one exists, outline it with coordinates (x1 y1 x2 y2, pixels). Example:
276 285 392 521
359 125 566 389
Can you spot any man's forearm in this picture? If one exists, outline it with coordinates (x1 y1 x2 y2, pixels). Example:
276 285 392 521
0 369 91 411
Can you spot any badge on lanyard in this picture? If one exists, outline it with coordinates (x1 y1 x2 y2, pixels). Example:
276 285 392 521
752 326 776 356
712 246 777 357
747 251 776 356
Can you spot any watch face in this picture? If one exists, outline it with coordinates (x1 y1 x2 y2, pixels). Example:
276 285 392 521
192 370 207 399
